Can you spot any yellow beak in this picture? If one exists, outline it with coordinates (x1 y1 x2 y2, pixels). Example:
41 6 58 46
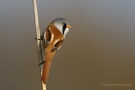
67 25 71 28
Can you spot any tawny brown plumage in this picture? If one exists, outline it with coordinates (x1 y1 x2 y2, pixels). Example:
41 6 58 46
42 23 64 83
41 18 71 84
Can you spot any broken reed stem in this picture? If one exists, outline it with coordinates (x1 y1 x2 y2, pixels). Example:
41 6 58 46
32 0 46 90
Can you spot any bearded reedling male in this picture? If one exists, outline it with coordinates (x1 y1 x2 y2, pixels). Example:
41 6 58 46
39 18 71 84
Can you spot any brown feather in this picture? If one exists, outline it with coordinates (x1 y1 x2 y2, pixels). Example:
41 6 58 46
54 40 63 48
41 22 64 83
46 27 52 42
41 57 51 83
41 45 56 83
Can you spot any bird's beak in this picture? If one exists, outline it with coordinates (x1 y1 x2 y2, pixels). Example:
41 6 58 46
67 25 71 28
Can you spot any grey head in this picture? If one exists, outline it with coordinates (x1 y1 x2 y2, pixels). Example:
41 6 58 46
53 18 71 37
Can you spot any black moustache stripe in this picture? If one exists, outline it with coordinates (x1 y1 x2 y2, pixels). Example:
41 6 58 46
62 23 66 34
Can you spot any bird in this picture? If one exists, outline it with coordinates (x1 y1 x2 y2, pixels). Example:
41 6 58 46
40 18 71 84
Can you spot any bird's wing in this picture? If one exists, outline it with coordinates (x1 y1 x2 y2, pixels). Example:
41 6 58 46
44 27 52 47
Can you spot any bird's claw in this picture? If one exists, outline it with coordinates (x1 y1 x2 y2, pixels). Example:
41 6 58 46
37 61 45 66
35 36 43 40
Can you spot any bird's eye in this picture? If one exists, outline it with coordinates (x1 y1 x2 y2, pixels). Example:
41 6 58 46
62 23 66 34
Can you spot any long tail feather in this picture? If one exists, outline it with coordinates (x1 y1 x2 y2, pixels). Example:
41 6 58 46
41 58 51 83
41 47 56 84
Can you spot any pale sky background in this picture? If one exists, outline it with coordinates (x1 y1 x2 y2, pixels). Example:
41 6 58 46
0 0 135 90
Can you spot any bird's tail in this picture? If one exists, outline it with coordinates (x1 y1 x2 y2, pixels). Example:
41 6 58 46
41 58 51 84
41 47 56 84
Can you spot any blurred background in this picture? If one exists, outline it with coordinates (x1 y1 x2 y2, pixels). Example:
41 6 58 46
0 0 135 90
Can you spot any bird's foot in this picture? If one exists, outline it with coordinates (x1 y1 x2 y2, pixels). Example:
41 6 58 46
37 61 45 66
35 36 43 40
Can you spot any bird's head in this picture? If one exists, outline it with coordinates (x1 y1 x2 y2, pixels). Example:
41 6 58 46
53 18 71 37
